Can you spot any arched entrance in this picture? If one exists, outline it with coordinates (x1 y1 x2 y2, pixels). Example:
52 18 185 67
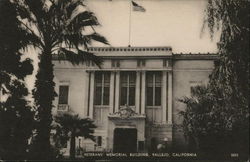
113 128 137 152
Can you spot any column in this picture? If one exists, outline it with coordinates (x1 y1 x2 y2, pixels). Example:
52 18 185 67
141 71 146 114
162 71 167 123
109 72 115 114
114 71 120 112
84 72 90 117
167 71 173 124
135 71 141 113
89 71 95 119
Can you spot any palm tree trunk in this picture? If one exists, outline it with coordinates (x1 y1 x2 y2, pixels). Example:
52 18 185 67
31 48 55 159
70 132 76 159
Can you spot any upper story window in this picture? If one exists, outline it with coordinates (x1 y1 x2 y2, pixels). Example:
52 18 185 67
146 72 162 106
94 71 110 105
189 81 203 93
120 71 136 106
58 85 69 105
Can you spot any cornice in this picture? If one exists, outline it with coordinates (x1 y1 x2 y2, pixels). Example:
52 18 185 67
87 46 172 52
173 53 219 60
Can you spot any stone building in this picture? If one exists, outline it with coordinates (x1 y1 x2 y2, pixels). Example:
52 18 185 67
52 46 217 155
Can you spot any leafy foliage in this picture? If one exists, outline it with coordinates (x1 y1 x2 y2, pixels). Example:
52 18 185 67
179 86 235 154
180 0 249 159
10 0 108 159
53 113 96 159
0 0 34 160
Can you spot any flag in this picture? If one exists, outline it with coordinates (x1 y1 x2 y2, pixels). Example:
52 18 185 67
132 1 146 12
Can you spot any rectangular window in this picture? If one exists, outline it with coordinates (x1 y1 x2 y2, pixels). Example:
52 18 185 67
111 60 120 68
120 72 136 106
189 81 203 93
58 85 69 104
94 72 110 105
96 136 102 146
146 72 162 106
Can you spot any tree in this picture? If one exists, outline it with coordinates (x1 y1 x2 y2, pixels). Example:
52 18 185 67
54 113 96 159
179 86 234 156
11 0 109 159
180 0 249 159
0 0 34 160
204 0 249 157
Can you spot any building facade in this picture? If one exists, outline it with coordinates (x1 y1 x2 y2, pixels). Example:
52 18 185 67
52 46 217 155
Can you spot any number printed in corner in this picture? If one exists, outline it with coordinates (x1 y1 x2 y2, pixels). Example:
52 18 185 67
231 153 239 157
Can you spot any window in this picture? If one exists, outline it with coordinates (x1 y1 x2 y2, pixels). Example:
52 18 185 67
163 59 172 67
146 72 162 106
138 141 144 151
111 60 120 68
96 136 102 146
120 72 136 106
94 72 110 105
137 59 146 67
58 85 69 104
189 81 203 93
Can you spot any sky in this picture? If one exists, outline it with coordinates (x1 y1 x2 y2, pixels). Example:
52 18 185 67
85 0 220 53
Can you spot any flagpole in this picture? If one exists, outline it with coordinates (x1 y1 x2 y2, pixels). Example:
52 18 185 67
128 0 132 47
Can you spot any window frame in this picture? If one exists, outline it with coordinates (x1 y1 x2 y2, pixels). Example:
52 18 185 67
146 71 162 107
58 84 69 105
120 71 136 106
94 71 110 106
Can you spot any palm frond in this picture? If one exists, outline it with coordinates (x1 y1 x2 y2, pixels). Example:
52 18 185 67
67 11 99 32
85 33 109 45
58 48 102 67
66 0 85 18
18 27 44 50
63 32 109 50
55 113 96 140
13 0 36 23
24 0 46 20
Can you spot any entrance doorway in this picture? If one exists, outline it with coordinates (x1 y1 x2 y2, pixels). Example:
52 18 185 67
113 128 137 152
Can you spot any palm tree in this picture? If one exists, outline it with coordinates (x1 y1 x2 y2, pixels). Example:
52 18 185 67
54 113 96 159
11 0 108 159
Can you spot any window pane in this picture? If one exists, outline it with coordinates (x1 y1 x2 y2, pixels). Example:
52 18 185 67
146 72 153 86
97 136 102 146
146 72 153 106
104 72 110 85
103 87 110 105
155 87 161 106
120 87 127 105
147 87 153 106
103 72 110 105
129 87 135 106
155 72 162 86
59 86 69 104
129 72 136 85
94 87 102 105
120 72 128 106
129 72 135 106
121 72 128 86
95 72 102 84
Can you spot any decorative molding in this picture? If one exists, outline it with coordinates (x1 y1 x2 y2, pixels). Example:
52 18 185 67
108 105 145 119
52 47 219 61
173 53 218 60
87 46 172 52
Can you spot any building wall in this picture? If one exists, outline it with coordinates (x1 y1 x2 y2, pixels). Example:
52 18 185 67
52 47 217 153
172 59 215 151
52 61 88 117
